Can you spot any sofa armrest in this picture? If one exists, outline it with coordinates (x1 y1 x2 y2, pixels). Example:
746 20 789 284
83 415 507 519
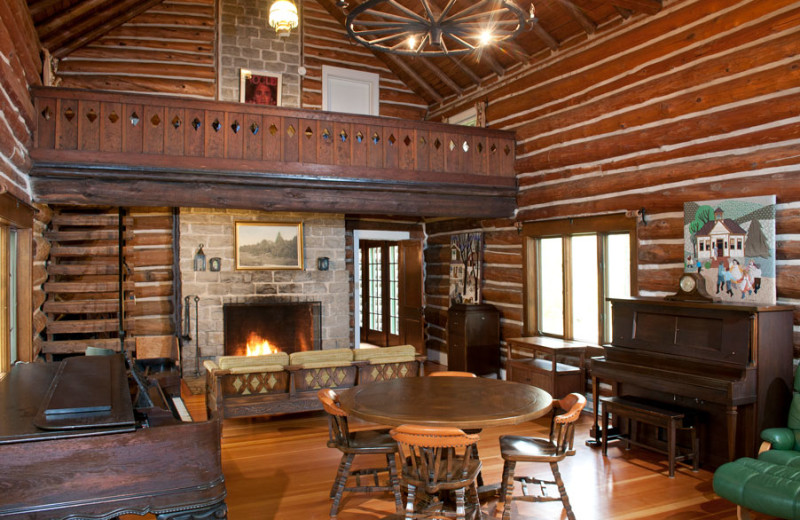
203 359 220 372
760 427 795 450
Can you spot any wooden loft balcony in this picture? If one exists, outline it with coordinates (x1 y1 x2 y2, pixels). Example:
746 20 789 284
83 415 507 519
29 87 517 218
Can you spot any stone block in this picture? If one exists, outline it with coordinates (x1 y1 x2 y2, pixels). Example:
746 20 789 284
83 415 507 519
277 283 303 294
255 284 277 295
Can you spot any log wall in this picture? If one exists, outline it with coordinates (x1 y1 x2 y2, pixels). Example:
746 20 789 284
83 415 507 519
424 0 800 356
301 1 428 120
0 0 40 202
54 0 216 99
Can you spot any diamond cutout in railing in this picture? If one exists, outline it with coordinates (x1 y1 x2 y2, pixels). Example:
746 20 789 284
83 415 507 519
86 109 97 123
490 143 497 153
477 142 483 153
129 112 139 126
231 120 241 134
269 124 278 135
151 114 161 126
41 106 53 120
388 134 396 145
404 135 411 146
448 140 455 151
251 122 260 135
372 132 380 144
64 108 75 122
356 131 364 143
434 138 441 149
505 144 511 155
340 130 348 142
462 141 469 152
419 136 427 145
191 118 201 130
172 116 181 129
287 125 296 137
322 128 331 141
305 126 313 139
211 119 221 132
108 111 119 124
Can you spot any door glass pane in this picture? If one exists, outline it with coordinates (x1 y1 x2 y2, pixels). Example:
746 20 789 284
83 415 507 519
368 247 382 331
571 234 598 343
388 245 399 335
605 233 631 342
538 238 563 335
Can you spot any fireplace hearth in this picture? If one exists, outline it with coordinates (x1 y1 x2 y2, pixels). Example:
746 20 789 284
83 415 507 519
223 301 322 356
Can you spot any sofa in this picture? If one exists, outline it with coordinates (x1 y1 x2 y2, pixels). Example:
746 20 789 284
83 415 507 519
713 365 800 519
204 345 424 422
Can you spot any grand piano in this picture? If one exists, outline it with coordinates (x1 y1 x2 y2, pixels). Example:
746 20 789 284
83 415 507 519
591 297 794 468
0 354 227 519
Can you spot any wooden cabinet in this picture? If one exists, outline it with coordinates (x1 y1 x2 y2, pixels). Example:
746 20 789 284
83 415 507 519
447 304 500 377
506 336 588 397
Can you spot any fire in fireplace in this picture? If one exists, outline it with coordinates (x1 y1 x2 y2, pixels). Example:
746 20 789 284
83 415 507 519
223 301 322 357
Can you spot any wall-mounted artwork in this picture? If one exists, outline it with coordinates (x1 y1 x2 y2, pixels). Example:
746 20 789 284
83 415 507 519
235 222 303 270
449 233 482 305
239 69 282 106
684 195 776 305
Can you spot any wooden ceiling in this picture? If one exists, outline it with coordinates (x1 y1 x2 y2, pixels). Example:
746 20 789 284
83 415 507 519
26 0 662 106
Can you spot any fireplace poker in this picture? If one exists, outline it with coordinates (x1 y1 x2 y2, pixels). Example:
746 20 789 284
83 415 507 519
194 295 200 376
182 295 191 341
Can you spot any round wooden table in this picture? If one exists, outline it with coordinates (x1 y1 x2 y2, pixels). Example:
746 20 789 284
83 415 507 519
337 376 553 429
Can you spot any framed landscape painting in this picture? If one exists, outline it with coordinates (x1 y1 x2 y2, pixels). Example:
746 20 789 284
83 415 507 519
235 222 303 270
683 195 776 305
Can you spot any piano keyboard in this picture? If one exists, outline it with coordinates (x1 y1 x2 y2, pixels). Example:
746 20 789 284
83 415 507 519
171 397 193 422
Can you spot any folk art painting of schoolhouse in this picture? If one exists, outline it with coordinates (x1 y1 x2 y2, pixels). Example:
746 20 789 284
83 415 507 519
684 195 776 305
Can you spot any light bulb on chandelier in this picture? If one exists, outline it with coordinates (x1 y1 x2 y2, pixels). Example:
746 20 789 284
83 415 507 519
269 0 298 38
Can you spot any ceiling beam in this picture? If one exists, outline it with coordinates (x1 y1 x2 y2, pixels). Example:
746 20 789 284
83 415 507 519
480 48 506 78
558 0 597 35
385 54 444 104
28 0 69 19
611 0 663 15
446 55 483 86
418 58 463 96
47 0 166 58
498 40 532 65
614 6 633 19
530 19 560 50
37 0 118 43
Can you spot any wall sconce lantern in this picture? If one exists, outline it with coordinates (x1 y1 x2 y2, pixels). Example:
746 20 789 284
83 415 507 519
269 0 299 38
515 221 524 234
194 244 206 271
317 257 329 271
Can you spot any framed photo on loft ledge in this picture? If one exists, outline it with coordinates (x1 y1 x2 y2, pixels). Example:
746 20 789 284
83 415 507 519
239 69 282 106
235 222 303 270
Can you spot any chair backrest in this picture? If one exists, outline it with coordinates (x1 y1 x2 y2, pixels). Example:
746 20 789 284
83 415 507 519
317 388 351 449
429 371 477 378
549 393 587 456
390 424 480 492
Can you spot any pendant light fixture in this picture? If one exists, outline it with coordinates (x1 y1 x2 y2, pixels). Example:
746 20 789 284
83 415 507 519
269 0 299 38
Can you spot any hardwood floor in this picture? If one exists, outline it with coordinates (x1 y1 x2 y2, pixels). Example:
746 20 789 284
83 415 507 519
174 383 776 520
177 395 780 520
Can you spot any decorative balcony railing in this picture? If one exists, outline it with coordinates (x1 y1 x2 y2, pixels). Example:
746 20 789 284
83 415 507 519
30 87 517 217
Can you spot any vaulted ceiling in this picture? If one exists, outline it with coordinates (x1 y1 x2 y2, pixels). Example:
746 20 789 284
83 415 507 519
26 0 663 106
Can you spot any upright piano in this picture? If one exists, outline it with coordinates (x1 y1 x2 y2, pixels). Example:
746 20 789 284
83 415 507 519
0 354 227 519
591 297 794 467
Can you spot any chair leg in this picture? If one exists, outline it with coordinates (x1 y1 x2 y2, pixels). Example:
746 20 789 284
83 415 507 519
551 462 575 520
500 460 516 520
405 483 417 520
469 480 482 520
386 453 403 514
330 454 348 499
455 487 466 520
330 453 355 518
737 505 753 520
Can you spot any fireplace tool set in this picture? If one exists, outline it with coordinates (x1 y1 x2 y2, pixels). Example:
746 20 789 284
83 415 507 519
182 295 201 376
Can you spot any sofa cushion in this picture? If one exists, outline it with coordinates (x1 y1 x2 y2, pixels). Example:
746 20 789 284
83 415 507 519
353 345 416 364
289 348 353 366
226 364 286 375
218 352 289 370
714 457 800 519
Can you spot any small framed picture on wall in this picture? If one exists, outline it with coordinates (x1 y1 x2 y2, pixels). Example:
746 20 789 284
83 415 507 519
239 69 282 106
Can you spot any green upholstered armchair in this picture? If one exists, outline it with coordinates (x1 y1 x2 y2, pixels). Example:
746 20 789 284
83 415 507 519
713 364 800 520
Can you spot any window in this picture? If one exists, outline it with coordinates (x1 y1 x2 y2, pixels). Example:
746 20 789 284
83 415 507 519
523 215 637 345
0 192 33 374
322 65 380 116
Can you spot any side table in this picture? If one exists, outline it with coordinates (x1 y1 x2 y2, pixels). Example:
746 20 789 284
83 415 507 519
505 336 588 397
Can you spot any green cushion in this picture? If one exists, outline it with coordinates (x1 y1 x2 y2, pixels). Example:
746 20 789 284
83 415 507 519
714 458 800 519
762 427 798 452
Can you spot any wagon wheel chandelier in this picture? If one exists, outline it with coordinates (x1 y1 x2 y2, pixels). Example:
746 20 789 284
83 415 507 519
345 0 529 56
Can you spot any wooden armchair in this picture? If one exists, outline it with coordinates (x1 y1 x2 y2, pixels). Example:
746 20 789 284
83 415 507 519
317 389 403 519
390 424 483 520
496 392 586 520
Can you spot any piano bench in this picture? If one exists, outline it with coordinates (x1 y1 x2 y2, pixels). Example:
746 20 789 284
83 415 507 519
600 396 700 478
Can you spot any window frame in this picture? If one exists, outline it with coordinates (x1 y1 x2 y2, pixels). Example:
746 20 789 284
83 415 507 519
521 214 638 345
0 192 34 374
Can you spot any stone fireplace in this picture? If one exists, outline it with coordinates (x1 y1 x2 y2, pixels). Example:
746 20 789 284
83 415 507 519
179 208 350 374
223 301 321 356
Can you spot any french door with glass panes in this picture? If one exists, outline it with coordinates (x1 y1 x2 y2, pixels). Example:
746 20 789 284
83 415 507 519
360 241 400 347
